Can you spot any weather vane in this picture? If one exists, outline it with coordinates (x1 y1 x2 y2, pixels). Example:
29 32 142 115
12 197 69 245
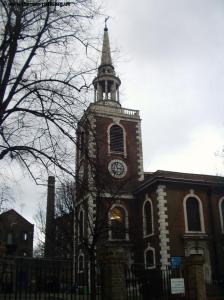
105 16 110 29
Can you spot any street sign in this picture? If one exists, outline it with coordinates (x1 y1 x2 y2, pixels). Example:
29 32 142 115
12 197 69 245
171 256 182 268
171 278 185 294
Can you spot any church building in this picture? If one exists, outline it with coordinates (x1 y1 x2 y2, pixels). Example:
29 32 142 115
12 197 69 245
74 24 224 284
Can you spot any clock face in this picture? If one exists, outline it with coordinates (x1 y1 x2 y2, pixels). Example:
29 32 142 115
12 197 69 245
108 159 127 178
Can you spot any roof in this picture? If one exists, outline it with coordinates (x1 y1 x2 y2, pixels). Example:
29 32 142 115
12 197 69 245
0 209 34 226
135 170 224 194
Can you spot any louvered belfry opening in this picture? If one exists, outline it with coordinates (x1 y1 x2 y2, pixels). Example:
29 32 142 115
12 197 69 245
110 124 124 153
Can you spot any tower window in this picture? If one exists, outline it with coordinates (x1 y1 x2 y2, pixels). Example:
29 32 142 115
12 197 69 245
144 247 156 269
143 199 154 237
109 125 124 153
80 131 85 153
184 195 204 233
79 210 84 242
109 205 128 240
78 253 84 273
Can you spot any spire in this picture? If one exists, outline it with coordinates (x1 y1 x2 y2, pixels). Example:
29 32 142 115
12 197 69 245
100 21 112 67
92 22 121 107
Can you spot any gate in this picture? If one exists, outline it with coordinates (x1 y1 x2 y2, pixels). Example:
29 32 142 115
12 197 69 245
125 264 187 300
0 257 101 300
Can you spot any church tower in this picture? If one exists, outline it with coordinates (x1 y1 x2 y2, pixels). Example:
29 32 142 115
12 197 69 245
76 24 144 189
75 24 144 266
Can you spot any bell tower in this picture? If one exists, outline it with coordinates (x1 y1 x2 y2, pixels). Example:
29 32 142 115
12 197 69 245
76 24 144 192
75 25 144 263
92 23 121 106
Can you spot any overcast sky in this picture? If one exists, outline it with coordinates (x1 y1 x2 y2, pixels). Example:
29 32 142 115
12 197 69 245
10 0 224 226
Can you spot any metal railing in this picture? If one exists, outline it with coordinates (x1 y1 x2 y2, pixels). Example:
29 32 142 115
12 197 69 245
0 258 101 300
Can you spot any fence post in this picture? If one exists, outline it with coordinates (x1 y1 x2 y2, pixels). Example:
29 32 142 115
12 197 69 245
98 243 127 300
185 254 206 300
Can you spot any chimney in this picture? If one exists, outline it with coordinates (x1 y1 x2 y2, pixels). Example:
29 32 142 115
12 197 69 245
44 176 55 258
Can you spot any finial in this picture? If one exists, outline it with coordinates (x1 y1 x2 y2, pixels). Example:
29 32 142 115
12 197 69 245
104 16 109 31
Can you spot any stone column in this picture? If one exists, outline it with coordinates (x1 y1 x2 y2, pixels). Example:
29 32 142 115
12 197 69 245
185 254 206 300
98 244 127 300
44 176 55 258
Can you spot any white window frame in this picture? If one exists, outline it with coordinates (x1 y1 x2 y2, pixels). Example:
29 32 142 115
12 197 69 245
22 232 28 241
143 195 154 238
107 123 127 157
183 193 205 233
219 197 224 233
144 245 156 269
108 204 129 241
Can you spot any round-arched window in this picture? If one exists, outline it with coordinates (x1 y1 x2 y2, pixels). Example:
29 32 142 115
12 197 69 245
109 125 124 153
110 207 126 239
186 197 201 231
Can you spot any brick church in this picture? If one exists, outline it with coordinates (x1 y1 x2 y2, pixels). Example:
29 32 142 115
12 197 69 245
72 25 224 283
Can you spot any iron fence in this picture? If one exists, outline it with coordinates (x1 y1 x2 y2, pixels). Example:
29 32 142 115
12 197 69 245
125 264 187 300
0 258 101 300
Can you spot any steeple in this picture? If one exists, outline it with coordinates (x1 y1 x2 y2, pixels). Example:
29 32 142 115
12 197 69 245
92 23 121 107
100 23 112 67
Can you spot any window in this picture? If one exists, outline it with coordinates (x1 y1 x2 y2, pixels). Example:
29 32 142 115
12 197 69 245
144 247 155 269
143 199 153 237
219 197 224 232
22 232 28 241
79 210 84 242
6 233 13 245
109 125 124 153
109 205 128 240
78 253 84 273
184 194 205 233
79 131 85 154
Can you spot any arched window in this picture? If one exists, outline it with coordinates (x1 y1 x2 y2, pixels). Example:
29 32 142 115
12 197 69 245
109 205 128 240
144 246 156 269
79 130 85 154
184 194 205 233
79 210 84 242
143 198 154 237
109 125 124 153
219 197 224 233
78 253 84 273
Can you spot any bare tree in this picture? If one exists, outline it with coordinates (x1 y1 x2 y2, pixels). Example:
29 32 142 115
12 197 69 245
33 200 46 257
0 174 14 213
34 179 75 258
0 0 101 182
54 180 74 258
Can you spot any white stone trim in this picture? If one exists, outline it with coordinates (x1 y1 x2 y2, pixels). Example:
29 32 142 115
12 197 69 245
218 196 224 233
99 192 134 199
142 195 154 238
88 115 96 160
88 103 140 120
183 191 205 233
156 185 170 269
107 122 127 157
108 204 129 241
136 121 144 181
144 244 156 269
